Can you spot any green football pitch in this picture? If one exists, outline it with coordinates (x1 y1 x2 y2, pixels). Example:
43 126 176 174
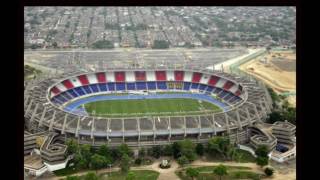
84 98 222 117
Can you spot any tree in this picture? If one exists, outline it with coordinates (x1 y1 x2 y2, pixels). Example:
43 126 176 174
264 167 274 176
139 148 145 157
178 140 197 162
256 156 269 167
195 143 204 156
255 145 269 167
151 146 162 158
66 139 79 155
126 171 136 180
172 142 181 159
177 155 189 166
186 167 199 180
213 164 228 180
66 176 80 180
255 145 269 157
84 172 99 180
207 137 231 159
97 144 113 163
163 144 173 156
118 144 133 157
90 154 107 170
120 154 131 173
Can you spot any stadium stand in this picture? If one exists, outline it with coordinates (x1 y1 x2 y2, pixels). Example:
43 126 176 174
116 82 126 91
174 71 184 81
183 82 191 90
74 87 86 96
215 78 227 88
98 83 108 91
155 71 167 81
208 75 220 86
82 85 92 94
191 83 199 89
136 82 147 90
96 72 107 83
192 72 202 83
107 82 115 91
223 81 234 90
51 86 61 95
62 79 74 89
146 71 156 81
157 82 167 89
147 82 156 90
78 75 90 85
135 71 146 81
89 84 99 93
115 72 125 82
126 82 136 90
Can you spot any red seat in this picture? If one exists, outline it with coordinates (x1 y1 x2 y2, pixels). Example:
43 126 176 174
62 79 74 89
51 86 61 94
191 72 202 83
96 72 107 83
78 75 90 85
155 71 167 81
208 75 220 86
235 90 241 96
135 71 146 81
223 81 234 90
174 71 184 81
115 72 125 82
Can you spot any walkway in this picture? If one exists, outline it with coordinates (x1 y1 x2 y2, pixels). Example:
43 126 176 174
44 159 295 180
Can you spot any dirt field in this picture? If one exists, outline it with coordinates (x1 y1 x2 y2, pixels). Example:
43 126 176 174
239 51 296 106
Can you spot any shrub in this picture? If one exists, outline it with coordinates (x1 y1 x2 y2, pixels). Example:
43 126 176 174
177 155 189 166
264 167 274 176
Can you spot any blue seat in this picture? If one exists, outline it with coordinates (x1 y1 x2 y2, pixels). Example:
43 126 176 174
218 91 228 98
56 95 67 103
74 87 86 96
183 82 191 90
126 83 136 90
199 84 207 90
136 82 147 90
82 85 92 94
68 89 79 98
116 83 125 91
90 84 99 93
213 88 222 94
223 93 233 100
157 82 167 89
98 83 108 92
147 82 156 90
191 83 199 89
60 92 72 100
206 86 213 93
107 82 115 91
51 97 62 105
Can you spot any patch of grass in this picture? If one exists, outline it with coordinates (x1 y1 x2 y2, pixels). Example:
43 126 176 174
99 170 159 180
84 98 221 117
54 166 82 176
176 165 263 180
233 149 257 163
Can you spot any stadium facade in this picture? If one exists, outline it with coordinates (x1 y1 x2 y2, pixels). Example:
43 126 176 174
24 67 277 150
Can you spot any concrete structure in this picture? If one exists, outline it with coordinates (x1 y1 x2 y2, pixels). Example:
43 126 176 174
24 66 273 147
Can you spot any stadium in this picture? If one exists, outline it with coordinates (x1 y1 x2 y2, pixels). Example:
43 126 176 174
24 66 275 148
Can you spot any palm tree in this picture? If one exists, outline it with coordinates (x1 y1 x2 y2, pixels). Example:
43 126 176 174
213 164 228 180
